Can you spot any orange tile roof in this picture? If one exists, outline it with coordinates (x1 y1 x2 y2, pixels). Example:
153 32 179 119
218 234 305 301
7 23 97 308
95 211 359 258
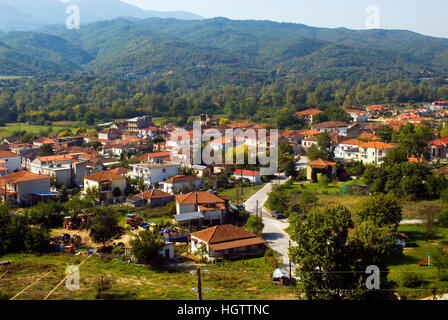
302 129 322 136
0 170 49 184
366 105 388 111
0 150 19 158
84 170 126 182
359 133 381 141
108 167 130 175
38 154 73 162
227 122 254 129
233 169 260 176
191 224 264 251
176 191 225 205
313 121 348 128
137 189 174 200
297 108 323 116
307 158 336 168
164 175 200 184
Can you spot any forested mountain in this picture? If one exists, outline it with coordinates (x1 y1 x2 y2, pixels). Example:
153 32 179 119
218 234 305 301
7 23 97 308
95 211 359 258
0 17 448 82
0 0 203 32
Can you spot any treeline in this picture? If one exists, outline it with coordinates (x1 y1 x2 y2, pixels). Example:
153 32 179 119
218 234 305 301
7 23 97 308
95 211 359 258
2 76 448 126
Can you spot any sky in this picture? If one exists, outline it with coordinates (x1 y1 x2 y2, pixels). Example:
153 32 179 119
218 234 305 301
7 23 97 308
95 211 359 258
122 0 448 38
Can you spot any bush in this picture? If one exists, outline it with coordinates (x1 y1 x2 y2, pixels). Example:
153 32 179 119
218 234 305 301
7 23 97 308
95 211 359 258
318 174 328 189
400 272 422 288
438 210 448 227
264 248 282 268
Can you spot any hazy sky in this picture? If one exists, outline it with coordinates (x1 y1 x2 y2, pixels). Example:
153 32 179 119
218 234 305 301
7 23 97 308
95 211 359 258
122 0 448 38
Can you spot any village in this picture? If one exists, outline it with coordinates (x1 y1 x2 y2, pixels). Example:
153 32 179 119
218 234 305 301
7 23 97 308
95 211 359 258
2 100 448 300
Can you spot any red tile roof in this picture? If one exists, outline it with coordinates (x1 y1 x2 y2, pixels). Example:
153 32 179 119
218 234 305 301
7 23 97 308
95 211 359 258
137 189 174 200
297 108 323 116
84 170 125 182
0 170 49 184
233 169 260 176
176 191 225 205
191 224 265 251
0 150 19 158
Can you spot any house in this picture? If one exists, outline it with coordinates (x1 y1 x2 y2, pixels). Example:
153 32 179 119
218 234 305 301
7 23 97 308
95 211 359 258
161 174 204 193
213 164 235 175
174 191 228 227
0 150 22 174
98 128 122 141
345 109 369 123
108 167 130 177
190 224 266 261
0 170 55 206
429 137 448 159
136 151 172 163
129 162 179 186
30 154 86 187
301 130 322 149
296 108 323 125
312 121 349 135
127 116 153 134
358 141 397 165
134 189 175 208
335 139 363 161
189 164 211 178
307 158 337 182
366 105 389 116
83 170 127 204
232 169 261 184
32 137 58 148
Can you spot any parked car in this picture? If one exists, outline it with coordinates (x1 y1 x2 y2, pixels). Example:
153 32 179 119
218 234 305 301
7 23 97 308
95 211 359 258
271 211 285 219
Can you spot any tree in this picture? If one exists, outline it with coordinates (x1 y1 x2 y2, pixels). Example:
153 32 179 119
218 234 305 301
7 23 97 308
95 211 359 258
244 215 264 237
289 204 397 300
376 125 394 143
284 159 298 179
353 194 402 231
87 208 124 248
129 229 165 265
306 132 335 161
38 144 54 156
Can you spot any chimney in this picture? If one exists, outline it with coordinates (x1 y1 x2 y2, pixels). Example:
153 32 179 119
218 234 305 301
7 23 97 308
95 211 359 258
195 192 198 204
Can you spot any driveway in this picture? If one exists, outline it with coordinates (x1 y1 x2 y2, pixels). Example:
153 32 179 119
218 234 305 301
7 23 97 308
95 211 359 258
244 173 296 274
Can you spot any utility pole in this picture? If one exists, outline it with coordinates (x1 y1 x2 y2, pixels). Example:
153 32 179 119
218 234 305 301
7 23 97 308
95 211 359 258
196 267 202 301
256 199 258 216
314 188 317 213
289 240 292 279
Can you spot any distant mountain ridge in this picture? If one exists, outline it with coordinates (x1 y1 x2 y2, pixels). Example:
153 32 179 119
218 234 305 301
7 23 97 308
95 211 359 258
0 0 203 31
1 17 448 82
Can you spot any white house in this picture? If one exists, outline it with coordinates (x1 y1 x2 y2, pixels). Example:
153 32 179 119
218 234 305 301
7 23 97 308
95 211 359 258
174 191 227 226
130 162 179 186
232 169 261 184
160 174 204 193
190 224 266 261
0 150 22 174
345 109 369 123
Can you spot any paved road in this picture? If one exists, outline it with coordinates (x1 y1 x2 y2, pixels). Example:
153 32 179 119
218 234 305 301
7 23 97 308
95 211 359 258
244 173 295 273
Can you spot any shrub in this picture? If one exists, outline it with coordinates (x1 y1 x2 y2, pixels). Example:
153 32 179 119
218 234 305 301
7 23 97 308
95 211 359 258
264 248 283 268
438 209 448 227
400 272 422 288
318 175 328 189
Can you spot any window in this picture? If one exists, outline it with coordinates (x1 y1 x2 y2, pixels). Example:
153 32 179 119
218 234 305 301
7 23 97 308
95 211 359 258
162 169 166 173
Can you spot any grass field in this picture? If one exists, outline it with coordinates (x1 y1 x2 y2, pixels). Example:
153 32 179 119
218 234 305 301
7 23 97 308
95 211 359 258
0 254 296 300
0 122 85 137
388 225 448 299
218 183 267 203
